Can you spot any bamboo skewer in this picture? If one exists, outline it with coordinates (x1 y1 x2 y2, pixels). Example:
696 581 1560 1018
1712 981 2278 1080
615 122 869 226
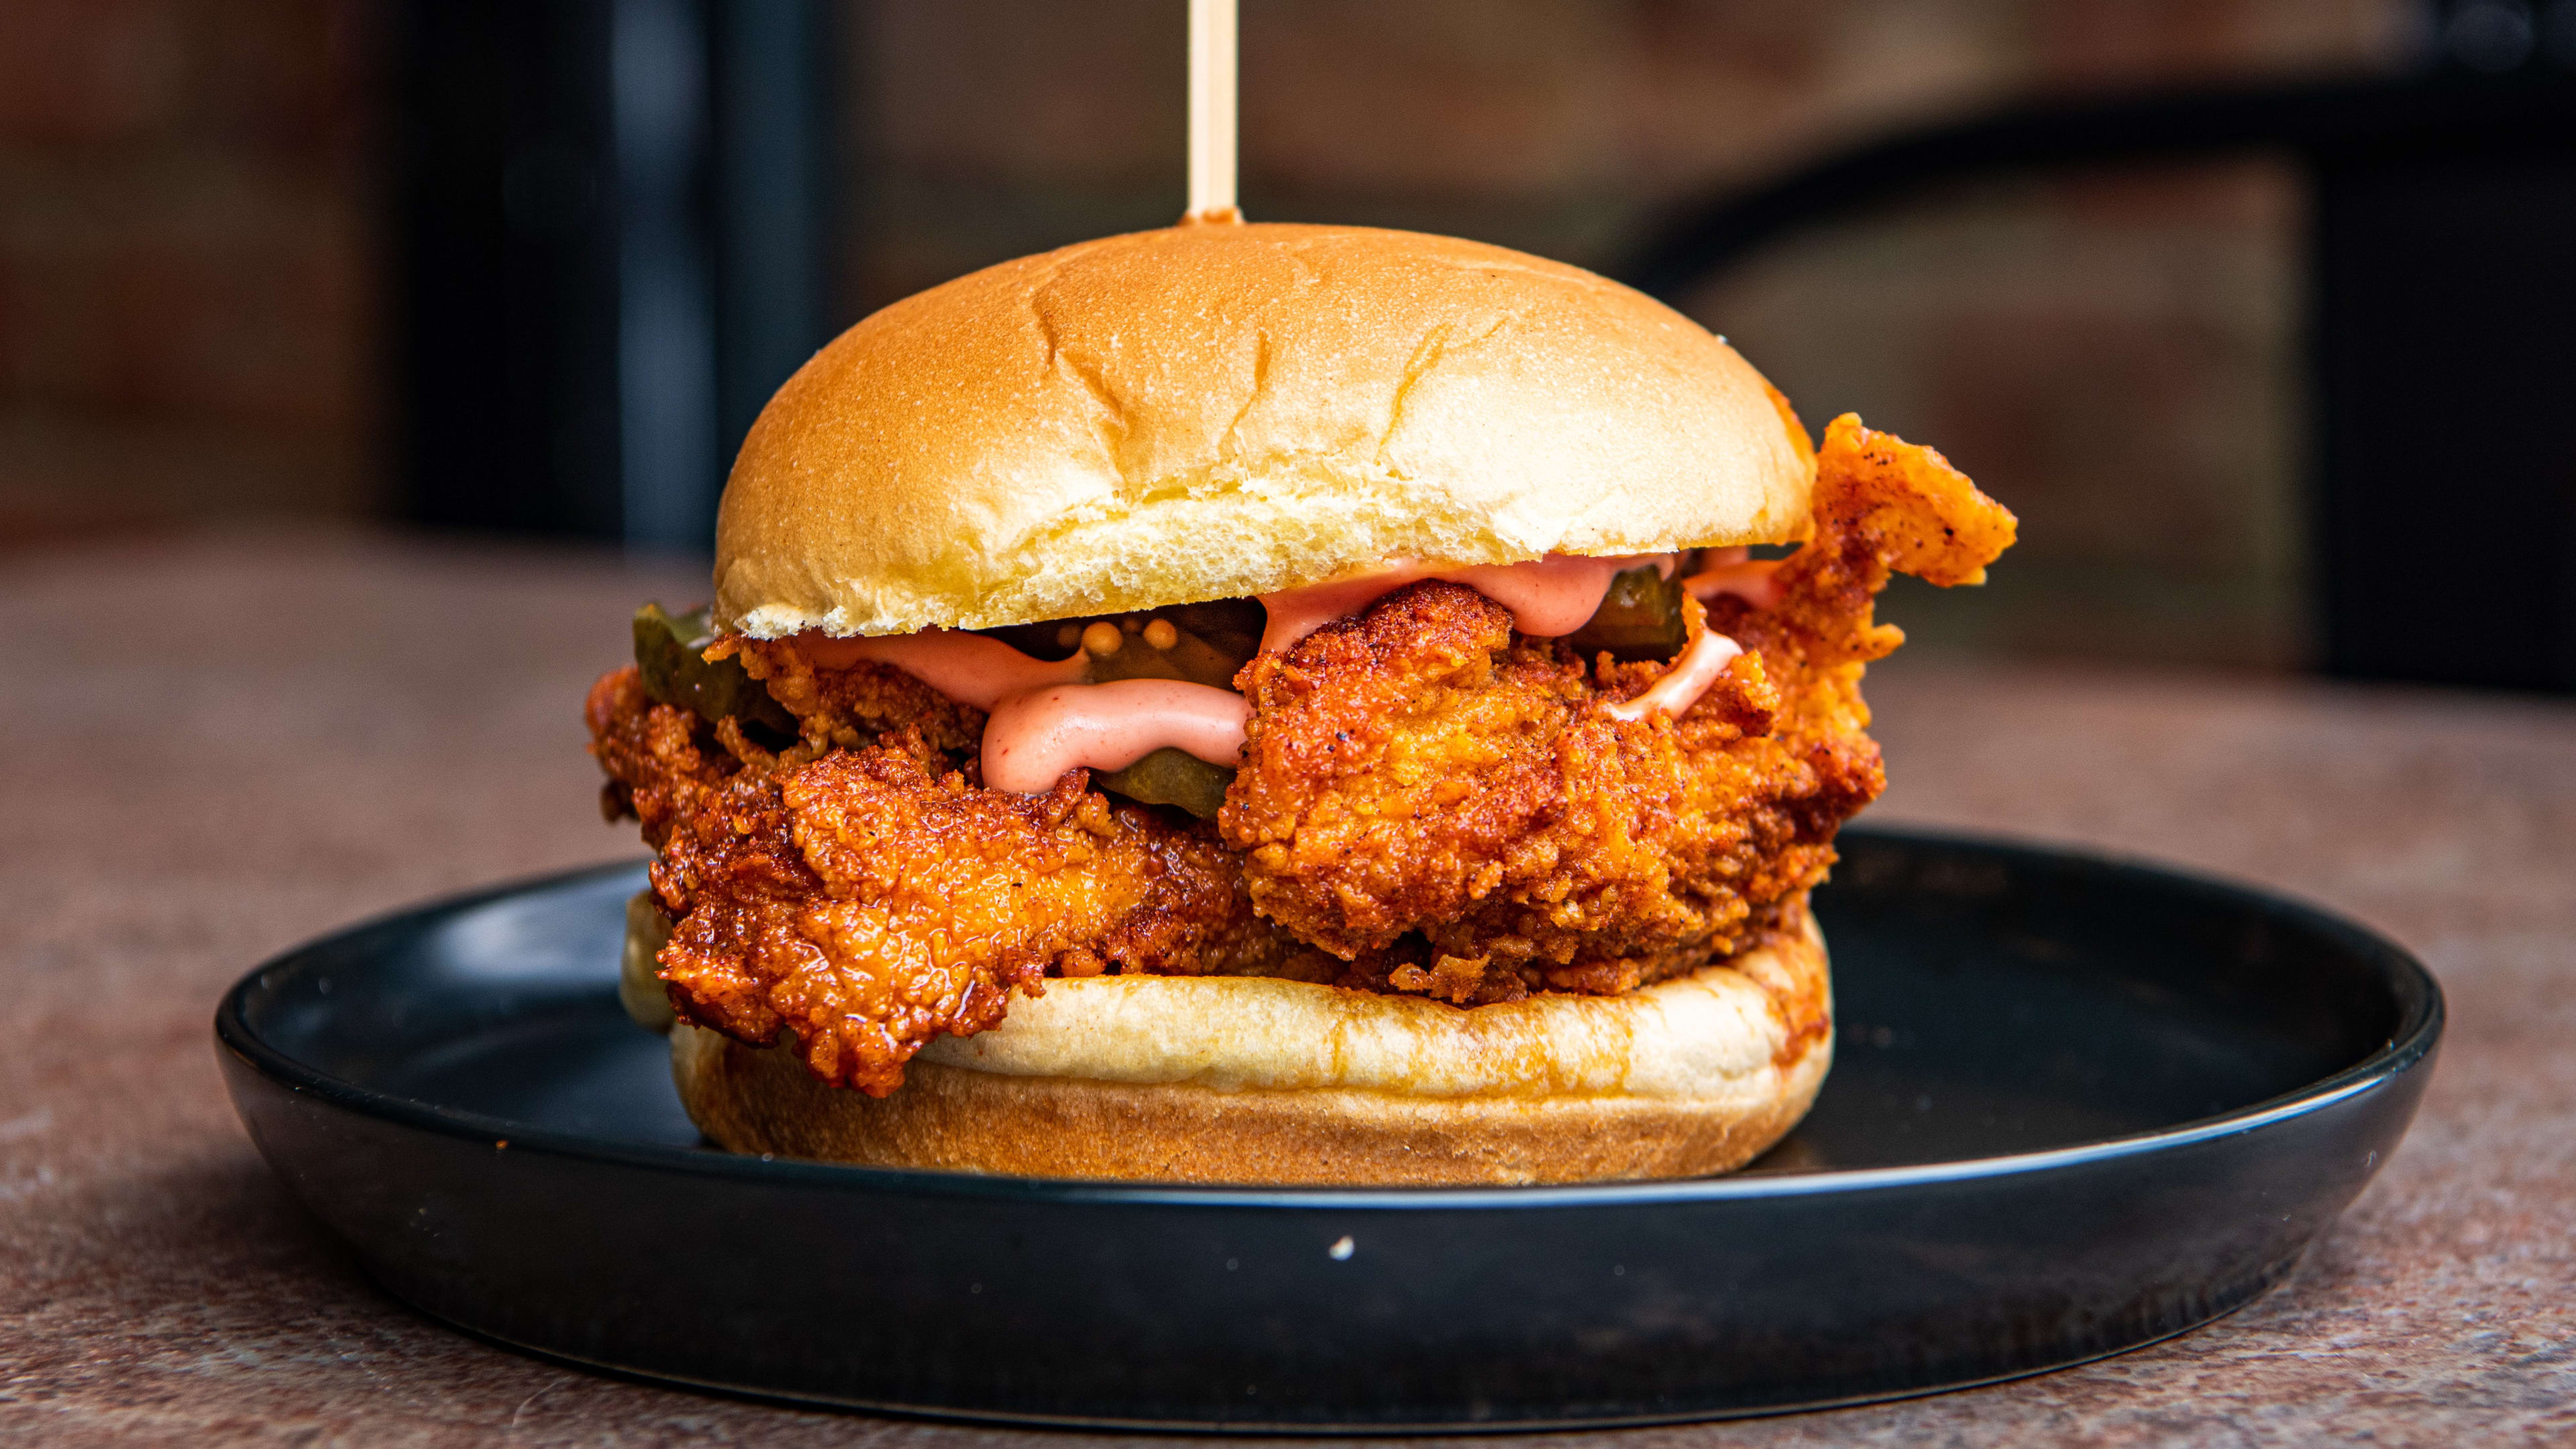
1185 0 1240 223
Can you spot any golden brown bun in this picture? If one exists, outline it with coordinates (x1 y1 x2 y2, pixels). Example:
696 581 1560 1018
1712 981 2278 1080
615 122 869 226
671 906 1831 1185
716 221 1815 637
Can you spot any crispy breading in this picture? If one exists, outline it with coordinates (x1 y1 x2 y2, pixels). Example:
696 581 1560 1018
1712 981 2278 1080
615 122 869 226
716 637 985 769
590 665 1288 1095
586 665 741 844
1222 415 2015 1002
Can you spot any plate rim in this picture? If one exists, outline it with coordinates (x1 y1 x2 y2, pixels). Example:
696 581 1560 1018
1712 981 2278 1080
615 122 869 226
214 824 2445 1210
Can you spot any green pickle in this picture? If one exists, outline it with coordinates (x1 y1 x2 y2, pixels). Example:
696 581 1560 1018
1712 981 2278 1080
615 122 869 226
984 598 1263 691
1086 624 1248 690
632 602 796 733
1095 747 1236 820
1561 565 1687 661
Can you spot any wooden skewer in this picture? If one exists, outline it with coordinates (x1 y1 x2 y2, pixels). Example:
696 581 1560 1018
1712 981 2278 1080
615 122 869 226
1186 0 1240 223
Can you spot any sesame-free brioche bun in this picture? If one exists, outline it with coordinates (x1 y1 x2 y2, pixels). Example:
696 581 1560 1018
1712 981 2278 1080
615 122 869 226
672 901 1831 1186
714 221 1815 639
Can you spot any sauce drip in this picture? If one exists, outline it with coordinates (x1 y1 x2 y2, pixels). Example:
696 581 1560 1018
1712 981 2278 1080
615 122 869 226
1606 629 1742 722
982 680 1254 795
1680 547 1783 610
803 630 1085 711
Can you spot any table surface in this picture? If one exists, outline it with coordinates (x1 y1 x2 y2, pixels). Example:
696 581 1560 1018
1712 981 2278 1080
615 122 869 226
3 533 2570 1447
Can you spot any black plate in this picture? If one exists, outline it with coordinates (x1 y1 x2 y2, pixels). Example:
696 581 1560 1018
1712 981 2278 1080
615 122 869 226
216 827 2439 1432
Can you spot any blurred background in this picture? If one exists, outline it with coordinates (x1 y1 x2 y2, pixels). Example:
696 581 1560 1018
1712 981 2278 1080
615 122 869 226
2 0 2569 686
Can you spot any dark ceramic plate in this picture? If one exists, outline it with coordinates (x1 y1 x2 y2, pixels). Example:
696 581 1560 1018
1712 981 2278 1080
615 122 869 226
217 827 2439 1432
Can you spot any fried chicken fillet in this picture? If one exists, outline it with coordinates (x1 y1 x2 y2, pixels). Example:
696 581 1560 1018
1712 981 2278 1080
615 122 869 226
588 416 2015 1095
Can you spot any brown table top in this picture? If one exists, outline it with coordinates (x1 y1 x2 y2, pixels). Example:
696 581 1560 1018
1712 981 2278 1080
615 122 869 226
5 533 2571 1446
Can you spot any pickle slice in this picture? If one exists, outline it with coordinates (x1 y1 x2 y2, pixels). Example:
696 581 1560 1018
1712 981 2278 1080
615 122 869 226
981 598 1265 691
1093 747 1236 820
1561 565 1687 661
632 602 796 733
1086 623 1246 689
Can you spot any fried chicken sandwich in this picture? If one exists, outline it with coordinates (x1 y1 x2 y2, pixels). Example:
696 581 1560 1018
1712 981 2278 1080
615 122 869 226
587 219 2015 1185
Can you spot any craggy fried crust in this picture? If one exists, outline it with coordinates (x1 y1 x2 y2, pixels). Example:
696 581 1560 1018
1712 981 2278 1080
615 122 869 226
586 414 2012 1091
587 669 1291 1094
1224 584 1815 1001
1222 415 2015 1004
716 637 985 767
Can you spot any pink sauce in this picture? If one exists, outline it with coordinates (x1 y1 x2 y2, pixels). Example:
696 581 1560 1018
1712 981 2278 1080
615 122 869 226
1681 549 1784 610
809 549 1763 795
1607 629 1743 722
1256 553 1677 655
803 630 1085 712
981 680 1254 794
800 629 1247 788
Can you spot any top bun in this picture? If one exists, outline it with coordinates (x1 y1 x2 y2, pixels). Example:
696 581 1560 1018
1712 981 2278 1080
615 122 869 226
716 221 1815 638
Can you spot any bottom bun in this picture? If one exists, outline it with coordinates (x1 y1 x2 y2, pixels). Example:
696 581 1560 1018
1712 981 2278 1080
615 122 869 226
673 900 1833 1186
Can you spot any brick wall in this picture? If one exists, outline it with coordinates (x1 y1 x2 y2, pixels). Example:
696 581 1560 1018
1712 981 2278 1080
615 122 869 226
0 0 375 545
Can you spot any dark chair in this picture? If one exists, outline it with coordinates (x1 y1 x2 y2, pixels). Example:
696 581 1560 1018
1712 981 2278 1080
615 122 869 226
1617 67 2576 692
